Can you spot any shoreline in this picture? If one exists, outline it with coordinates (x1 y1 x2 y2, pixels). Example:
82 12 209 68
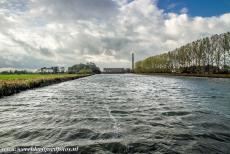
135 73 230 79
0 74 91 98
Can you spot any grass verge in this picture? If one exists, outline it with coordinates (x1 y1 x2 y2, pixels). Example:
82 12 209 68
0 74 91 98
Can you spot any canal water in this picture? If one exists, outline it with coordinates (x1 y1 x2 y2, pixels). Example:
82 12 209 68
0 74 230 153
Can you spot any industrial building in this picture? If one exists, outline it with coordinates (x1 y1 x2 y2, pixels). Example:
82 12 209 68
103 68 126 74
103 53 134 74
38 67 66 74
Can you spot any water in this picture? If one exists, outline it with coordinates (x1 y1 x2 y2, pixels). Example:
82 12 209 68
0 74 230 153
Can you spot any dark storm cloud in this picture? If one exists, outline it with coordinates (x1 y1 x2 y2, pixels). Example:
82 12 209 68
7 34 54 57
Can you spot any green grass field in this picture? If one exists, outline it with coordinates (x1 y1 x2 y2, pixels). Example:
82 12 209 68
0 74 82 80
0 74 90 97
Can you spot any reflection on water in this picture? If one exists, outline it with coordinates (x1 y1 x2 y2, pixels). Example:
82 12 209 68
0 74 230 153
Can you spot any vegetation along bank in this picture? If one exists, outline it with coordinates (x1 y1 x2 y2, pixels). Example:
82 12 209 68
135 32 230 78
0 74 91 98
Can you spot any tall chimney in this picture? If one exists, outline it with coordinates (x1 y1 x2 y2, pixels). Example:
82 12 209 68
132 52 134 72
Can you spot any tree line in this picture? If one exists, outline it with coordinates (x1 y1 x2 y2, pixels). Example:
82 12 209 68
135 32 230 74
0 63 101 75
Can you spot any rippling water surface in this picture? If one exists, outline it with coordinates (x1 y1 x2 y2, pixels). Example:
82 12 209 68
0 74 230 153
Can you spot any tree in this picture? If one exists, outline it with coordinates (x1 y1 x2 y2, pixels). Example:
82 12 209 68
79 68 93 74
135 32 230 74
222 33 230 70
68 62 101 74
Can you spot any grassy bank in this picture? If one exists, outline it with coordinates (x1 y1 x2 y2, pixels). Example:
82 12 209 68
0 74 91 98
136 73 230 78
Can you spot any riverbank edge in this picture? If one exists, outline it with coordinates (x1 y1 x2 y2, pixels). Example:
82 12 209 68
0 74 91 98
135 73 230 78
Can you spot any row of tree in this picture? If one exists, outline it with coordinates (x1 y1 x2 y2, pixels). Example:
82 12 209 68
135 32 230 74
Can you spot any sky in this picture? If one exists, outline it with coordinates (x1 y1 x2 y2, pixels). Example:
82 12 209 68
0 0 230 70
158 0 230 16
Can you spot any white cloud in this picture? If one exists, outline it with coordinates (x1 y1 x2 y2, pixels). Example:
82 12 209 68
0 0 229 70
180 7 188 14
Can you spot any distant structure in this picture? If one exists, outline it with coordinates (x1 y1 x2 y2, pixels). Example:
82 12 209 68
132 53 134 72
38 67 66 74
103 53 135 74
40 67 53 73
103 68 131 74
59 67 65 73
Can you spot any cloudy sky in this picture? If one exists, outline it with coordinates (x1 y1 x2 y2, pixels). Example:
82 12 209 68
0 0 230 70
